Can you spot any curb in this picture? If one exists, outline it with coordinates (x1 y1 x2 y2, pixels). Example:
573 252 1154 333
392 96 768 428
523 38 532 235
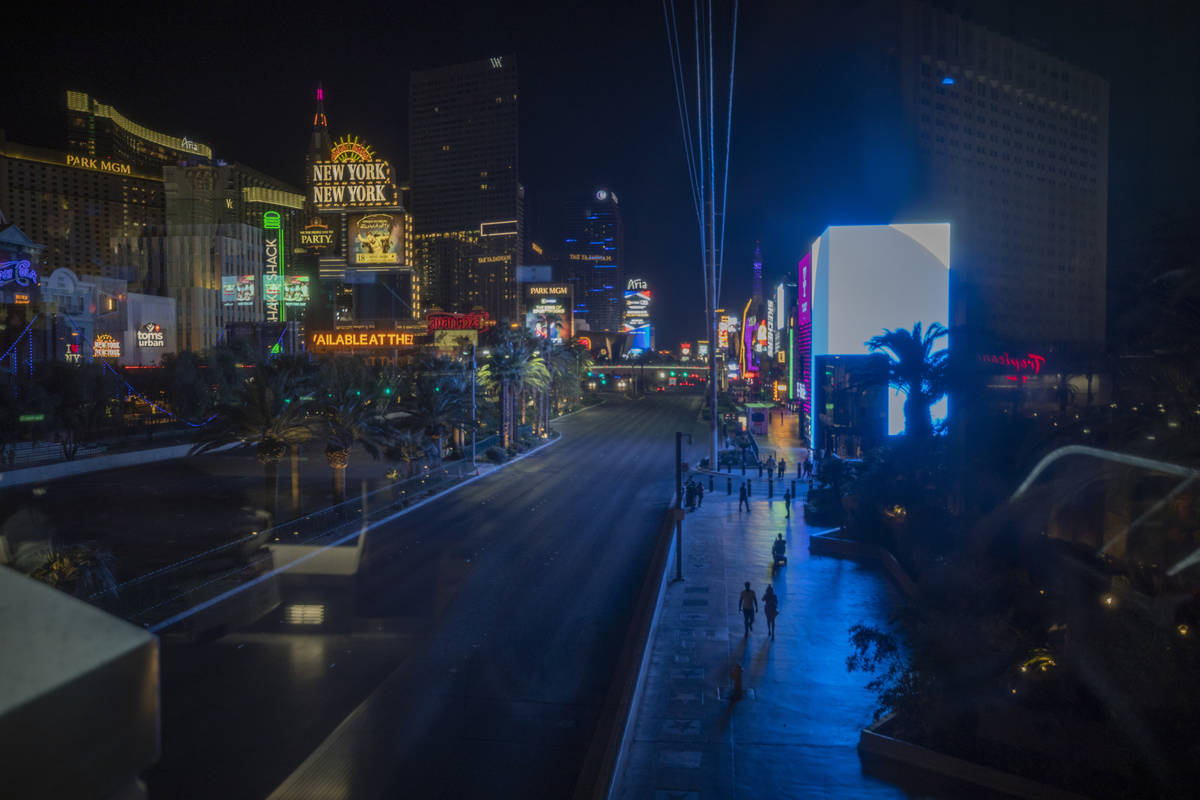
573 495 679 800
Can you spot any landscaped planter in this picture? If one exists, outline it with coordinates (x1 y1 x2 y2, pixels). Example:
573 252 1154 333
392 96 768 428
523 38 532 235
859 715 1090 800
808 531 918 598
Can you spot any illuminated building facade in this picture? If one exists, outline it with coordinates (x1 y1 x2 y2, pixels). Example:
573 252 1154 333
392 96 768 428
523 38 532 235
114 163 306 353
410 57 522 320
858 0 1107 348
303 86 416 328
0 133 165 276
66 91 211 170
564 189 623 333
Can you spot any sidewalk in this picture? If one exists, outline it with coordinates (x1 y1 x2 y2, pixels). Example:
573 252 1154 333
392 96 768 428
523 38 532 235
612 409 909 799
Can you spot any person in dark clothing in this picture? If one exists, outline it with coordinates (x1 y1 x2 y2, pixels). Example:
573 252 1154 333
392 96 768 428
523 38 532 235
783 489 791 518
762 585 779 639
696 482 704 507
778 458 786 478
740 581 758 635
685 480 696 511
738 482 750 512
758 462 764 478
746 479 752 498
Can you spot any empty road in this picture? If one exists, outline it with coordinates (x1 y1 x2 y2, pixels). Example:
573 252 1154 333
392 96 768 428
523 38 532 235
146 394 707 799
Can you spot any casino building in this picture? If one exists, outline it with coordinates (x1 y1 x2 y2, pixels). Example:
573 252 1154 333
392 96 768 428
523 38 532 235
3 90 308 356
303 86 416 330
67 91 211 170
0 130 165 277
563 189 623 334
409 57 523 321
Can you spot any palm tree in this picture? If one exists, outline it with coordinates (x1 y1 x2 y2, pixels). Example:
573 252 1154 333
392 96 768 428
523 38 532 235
269 354 320 510
315 387 391 502
866 322 949 438
478 333 550 449
191 364 316 524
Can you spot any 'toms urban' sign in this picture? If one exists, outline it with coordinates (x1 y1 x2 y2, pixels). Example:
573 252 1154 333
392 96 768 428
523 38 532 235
137 322 165 348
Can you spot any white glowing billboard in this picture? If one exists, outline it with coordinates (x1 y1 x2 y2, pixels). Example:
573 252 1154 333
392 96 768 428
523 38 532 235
810 223 950 439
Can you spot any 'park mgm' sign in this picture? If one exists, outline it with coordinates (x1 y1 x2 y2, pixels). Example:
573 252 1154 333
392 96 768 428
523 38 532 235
310 159 397 209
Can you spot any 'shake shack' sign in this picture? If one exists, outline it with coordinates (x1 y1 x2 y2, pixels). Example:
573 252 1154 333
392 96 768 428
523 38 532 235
309 331 416 350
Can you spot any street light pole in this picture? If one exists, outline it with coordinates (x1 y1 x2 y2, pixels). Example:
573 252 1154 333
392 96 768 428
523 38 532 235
471 343 477 473
675 431 692 582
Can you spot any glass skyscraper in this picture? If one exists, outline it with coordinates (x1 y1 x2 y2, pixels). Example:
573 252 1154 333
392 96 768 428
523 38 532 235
563 189 623 333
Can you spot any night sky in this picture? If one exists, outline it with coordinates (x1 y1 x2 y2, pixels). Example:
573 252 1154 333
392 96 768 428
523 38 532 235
5 0 1197 347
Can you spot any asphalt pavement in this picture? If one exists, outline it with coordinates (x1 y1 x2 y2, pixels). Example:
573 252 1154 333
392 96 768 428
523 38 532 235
145 394 708 799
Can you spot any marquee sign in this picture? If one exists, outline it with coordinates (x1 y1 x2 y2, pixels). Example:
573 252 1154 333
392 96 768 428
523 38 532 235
309 331 416 349
93 334 121 359
0 260 38 287
310 160 396 208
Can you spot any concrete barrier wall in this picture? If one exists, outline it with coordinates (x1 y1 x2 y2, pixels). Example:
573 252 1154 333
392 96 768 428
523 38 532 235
0 443 237 489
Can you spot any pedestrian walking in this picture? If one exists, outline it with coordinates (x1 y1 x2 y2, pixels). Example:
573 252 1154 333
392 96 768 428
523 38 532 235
738 482 750 512
758 461 764 478
739 581 758 635
696 481 704 507
778 457 786 479
783 489 791 518
685 480 697 511
803 458 813 480
767 455 776 476
762 585 779 639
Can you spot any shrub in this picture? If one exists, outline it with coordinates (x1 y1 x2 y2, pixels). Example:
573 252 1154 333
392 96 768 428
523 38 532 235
485 446 507 464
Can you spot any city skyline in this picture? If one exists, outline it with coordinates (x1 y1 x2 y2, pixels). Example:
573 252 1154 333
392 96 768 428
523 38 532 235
2 0 1196 347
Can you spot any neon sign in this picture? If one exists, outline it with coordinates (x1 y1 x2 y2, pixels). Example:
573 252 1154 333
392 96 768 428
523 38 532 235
978 352 1046 377
309 331 416 348
310 160 396 208
576 336 592 350
93 334 121 359
0 261 38 287
427 312 492 332
263 211 283 323
330 135 376 163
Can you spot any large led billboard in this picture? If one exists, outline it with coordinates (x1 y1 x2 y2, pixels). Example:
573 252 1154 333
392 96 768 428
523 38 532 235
622 277 651 350
810 223 949 441
524 283 573 342
349 213 404 265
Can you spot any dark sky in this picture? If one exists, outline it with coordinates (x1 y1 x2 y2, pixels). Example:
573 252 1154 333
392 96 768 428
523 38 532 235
4 1 1198 347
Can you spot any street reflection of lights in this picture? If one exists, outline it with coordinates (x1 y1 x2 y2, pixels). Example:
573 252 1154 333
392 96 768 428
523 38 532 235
1147 435 1157 441
1168 421 1180 428
284 604 325 625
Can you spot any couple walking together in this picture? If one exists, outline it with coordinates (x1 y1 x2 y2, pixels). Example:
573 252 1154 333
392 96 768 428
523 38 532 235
739 581 779 639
